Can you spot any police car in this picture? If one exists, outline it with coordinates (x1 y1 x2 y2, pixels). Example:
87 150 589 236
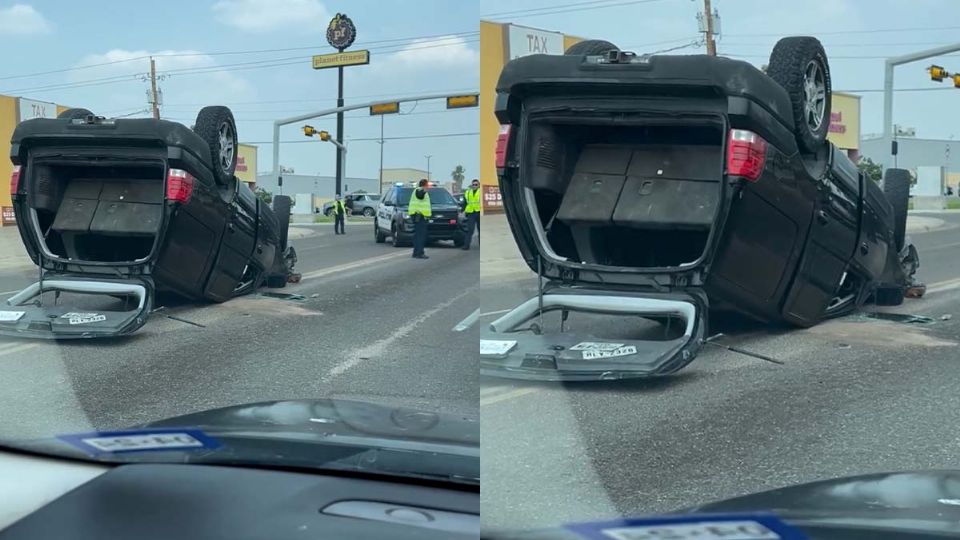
374 182 466 247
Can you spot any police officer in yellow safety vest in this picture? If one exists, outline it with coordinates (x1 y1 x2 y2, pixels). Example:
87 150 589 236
461 178 481 250
333 194 347 235
409 179 432 259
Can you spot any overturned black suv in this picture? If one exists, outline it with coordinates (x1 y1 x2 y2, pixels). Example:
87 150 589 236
482 37 921 381
2 106 296 339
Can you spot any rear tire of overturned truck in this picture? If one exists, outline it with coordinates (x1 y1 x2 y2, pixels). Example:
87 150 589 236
767 37 832 154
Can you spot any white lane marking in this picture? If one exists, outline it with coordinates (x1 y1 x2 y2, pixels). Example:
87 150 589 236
480 387 539 407
925 241 960 252
323 288 472 382
287 243 330 253
299 252 410 280
0 343 38 357
0 290 19 297
479 308 511 318
927 277 960 294
453 308 480 332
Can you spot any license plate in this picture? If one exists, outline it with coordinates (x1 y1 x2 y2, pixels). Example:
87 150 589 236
0 311 25 322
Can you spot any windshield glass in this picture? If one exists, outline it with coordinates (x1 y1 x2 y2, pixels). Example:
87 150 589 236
0 0 480 490
397 187 458 206
478 0 951 535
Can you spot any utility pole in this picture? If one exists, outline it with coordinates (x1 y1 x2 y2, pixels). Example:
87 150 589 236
149 57 160 119
378 115 385 195
425 155 432 181
335 63 345 196
703 0 717 56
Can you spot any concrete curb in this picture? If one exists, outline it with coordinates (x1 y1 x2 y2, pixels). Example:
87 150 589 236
906 216 949 234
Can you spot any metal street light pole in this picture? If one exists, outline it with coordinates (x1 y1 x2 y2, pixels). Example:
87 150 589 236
379 115 385 195
425 155 432 181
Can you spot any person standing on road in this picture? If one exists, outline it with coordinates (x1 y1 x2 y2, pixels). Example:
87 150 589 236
333 194 347 235
462 178 481 250
409 179 432 259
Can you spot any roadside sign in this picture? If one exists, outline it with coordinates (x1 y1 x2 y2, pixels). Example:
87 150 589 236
17 98 56 122
482 185 503 214
370 102 400 115
446 94 479 109
1 206 15 226
312 49 370 69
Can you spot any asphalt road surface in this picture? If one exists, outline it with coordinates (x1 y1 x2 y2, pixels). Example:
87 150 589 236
0 222 479 441
481 211 960 532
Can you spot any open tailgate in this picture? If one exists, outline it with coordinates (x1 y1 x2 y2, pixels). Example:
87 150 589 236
481 288 707 381
0 276 154 339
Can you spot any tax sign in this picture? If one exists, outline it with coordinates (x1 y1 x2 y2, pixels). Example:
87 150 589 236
18 98 56 122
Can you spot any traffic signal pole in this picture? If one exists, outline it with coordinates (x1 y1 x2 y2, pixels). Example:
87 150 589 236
270 92 478 185
336 63 345 196
883 43 960 164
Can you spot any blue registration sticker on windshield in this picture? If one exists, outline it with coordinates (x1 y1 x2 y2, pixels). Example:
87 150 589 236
566 513 807 540
57 428 220 455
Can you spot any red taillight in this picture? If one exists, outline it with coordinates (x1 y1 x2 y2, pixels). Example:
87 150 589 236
9 165 21 196
726 129 768 182
166 168 194 203
495 124 512 168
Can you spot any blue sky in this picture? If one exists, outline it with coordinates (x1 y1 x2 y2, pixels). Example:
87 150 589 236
0 0 480 185
482 0 960 142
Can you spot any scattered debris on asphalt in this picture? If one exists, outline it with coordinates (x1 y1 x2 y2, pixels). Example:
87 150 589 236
704 333 784 365
942 314 953 321
259 292 307 302
863 312 935 325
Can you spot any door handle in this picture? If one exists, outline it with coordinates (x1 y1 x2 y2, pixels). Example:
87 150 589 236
816 210 828 225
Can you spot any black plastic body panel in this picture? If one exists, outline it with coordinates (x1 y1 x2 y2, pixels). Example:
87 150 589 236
9 117 283 305
0 464 479 540
494 52 910 327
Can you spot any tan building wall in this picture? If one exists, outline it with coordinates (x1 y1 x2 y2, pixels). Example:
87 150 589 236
0 95 17 216
480 21 582 214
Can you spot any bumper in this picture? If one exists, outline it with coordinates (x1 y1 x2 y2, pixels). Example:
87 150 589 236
481 288 707 381
0 278 153 339
400 220 464 239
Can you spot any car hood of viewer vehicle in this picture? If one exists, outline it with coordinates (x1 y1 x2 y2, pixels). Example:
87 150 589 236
489 470 960 539
14 399 479 485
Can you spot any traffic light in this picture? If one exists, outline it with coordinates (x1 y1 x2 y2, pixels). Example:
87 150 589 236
930 65 948 82
303 125 316 137
953 74 960 88
318 130 330 141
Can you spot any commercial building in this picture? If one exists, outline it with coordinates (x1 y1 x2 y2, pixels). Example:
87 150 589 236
480 21 583 214
1 95 70 226
254 173 380 207
828 92 861 162
860 136 960 190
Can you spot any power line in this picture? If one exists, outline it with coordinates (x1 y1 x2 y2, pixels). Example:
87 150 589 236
728 25 960 38
239 132 479 145
162 87 479 108
1 36 479 96
0 29 478 83
483 0 668 19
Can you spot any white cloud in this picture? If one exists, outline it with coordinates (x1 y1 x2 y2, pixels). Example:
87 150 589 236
387 35 480 72
212 0 330 33
0 4 51 36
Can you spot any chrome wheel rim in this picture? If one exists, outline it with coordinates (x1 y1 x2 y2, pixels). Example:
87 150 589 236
803 60 827 131
218 122 235 171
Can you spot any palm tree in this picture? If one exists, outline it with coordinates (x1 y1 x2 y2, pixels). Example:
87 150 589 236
451 165 466 193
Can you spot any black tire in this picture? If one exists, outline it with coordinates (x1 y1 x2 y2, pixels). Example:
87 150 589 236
193 106 238 185
767 37 831 154
57 108 94 120
374 221 386 243
565 40 619 56
391 224 410 247
324 207 333 217
883 168 911 252
273 195 292 252
362 207 376 217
